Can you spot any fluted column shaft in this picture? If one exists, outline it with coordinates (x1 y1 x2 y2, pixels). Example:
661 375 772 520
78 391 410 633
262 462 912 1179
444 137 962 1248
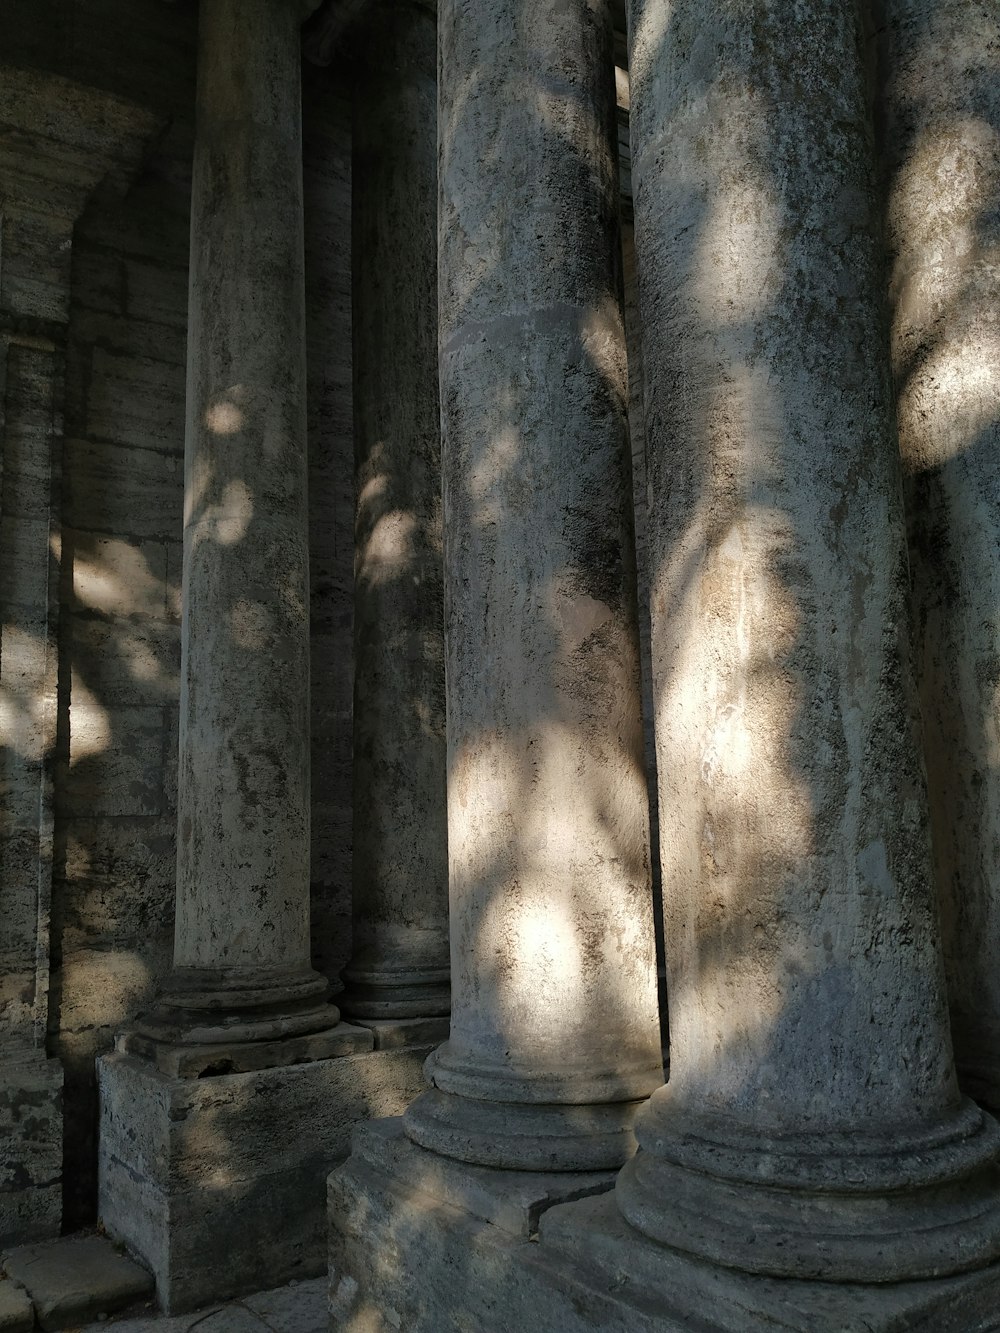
137 0 342 1055
617 0 1000 1280
878 0 1000 1110
402 0 663 1171
341 0 450 1024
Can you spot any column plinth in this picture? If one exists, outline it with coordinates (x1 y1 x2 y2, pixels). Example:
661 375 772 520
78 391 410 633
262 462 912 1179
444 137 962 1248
400 0 663 1173
339 0 450 1027
616 0 1000 1282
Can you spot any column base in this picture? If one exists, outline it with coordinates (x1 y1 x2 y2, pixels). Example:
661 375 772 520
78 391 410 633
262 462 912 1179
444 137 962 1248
98 1039 434 1313
616 1094 1000 1281
403 1087 648 1172
124 966 359 1076
328 1119 1000 1332
340 961 450 1021
0 1052 63 1246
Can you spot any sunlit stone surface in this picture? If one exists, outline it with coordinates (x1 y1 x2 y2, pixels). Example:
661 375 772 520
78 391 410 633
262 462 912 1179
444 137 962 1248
401 0 663 1171
616 0 1000 1281
878 0 1000 1112
340 0 450 1028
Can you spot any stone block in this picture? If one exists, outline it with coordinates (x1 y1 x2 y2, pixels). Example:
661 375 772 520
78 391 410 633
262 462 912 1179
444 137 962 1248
64 439 183 544
2 1234 152 1331
99 1044 432 1313
86 347 184 454
61 705 167 818
0 1279 33 1332
328 1118 1000 1333
0 1057 62 1248
355 1018 449 1052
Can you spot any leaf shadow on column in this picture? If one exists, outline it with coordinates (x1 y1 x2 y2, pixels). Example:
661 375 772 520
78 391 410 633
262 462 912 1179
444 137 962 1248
630 0 954 1136
873 0 1000 1104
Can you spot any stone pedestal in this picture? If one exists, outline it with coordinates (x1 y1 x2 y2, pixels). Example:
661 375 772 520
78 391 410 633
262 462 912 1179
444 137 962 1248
99 1048 431 1313
328 1120 1000 1333
400 0 663 1174
616 0 1000 1287
877 0 1000 1110
341 0 449 1026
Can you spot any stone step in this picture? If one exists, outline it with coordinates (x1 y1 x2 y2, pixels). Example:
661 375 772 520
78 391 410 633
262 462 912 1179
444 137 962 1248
0 1279 34 1333
1 1234 153 1332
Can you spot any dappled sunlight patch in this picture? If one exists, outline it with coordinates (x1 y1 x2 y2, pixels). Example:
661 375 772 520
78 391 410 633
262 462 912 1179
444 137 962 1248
204 384 248 436
68 676 112 766
70 537 166 619
0 625 50 762
357 508 419 585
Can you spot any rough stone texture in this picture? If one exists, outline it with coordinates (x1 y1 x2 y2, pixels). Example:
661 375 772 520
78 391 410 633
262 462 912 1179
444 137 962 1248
75 1275 328 1332
166 0 321 1008
341 0 450 1025
0 1280 33 1333
401 0 662 1174
875 1 1000 1109
98 1048 431 1313
0 1058 62 1249
329 1125 1000 1333
2 1234 151 1332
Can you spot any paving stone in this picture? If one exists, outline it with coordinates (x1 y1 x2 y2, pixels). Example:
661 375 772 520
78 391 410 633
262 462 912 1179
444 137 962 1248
242 1277 327 1332
2 1235 152 1331
0 1280 33 1333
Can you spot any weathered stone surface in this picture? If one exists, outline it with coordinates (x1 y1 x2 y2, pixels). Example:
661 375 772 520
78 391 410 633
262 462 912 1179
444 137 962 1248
0 1058 62 1248
342 0 449 1025
2 1234 151 1332
618 0 1000 1282
355 1018 449 1053
76 1276 328 1333
876 0 1000 1110
166 0 319 1006
329 1133 1000 1333
99 1047 431 1313
0 1280 33 1332
402 0 662 1173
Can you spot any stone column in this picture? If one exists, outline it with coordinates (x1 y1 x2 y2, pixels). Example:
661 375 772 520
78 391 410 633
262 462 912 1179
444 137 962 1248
616 0 1000 1280
401 0 663 1172
339 0 450 1031
877 0 1000 1109
126 0 364 1076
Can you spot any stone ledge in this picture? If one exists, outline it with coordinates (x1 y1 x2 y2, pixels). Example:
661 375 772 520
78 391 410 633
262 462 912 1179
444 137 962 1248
1 1234 152 1332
